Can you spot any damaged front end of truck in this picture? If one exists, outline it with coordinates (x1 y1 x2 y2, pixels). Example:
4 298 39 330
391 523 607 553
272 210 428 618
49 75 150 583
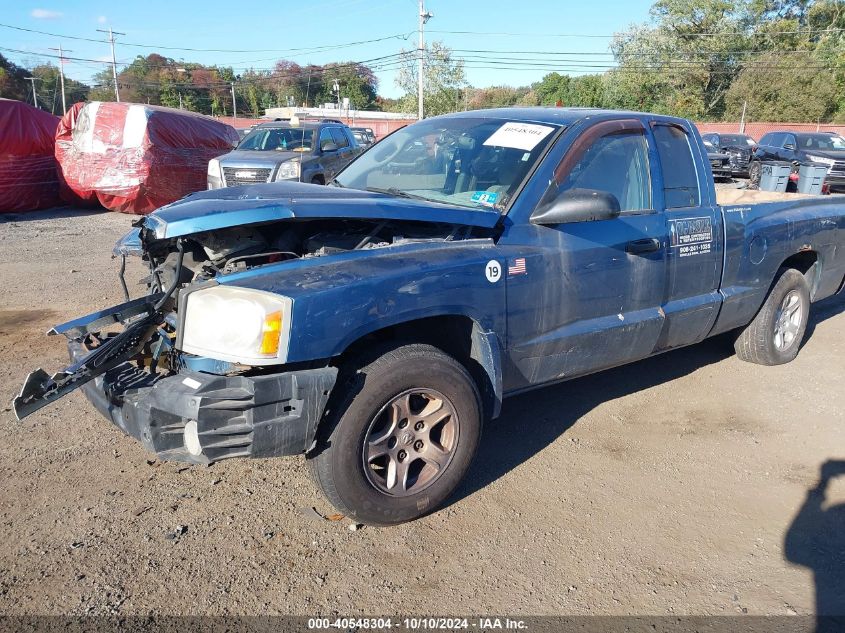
13 183 500 464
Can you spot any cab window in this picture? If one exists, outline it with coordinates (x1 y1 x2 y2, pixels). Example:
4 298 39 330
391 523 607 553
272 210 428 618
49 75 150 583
330 128 350 149
319 128 335 151
652 124 700 209
554 130 652 214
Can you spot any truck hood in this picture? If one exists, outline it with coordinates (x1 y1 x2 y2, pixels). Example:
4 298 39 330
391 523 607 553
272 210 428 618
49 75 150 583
139 182 501 240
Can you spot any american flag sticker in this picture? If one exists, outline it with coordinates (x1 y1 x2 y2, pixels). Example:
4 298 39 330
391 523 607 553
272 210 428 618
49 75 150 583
508 257 527 276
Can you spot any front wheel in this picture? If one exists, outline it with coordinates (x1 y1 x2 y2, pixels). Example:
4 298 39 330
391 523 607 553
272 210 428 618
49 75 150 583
308 344 482 526
734 268 810 365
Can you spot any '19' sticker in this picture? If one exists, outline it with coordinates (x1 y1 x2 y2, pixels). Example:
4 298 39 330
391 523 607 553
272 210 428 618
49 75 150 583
485 260 502 283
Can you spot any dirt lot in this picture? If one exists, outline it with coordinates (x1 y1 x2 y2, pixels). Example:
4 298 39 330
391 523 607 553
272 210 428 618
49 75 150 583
0 206 843 618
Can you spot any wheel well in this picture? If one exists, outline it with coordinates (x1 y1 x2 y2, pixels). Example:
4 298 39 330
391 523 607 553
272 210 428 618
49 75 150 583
780 250 819 296
339 315 476 369
335 315 498 418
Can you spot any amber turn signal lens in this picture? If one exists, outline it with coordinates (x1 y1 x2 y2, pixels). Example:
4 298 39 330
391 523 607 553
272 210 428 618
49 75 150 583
259 311 282 356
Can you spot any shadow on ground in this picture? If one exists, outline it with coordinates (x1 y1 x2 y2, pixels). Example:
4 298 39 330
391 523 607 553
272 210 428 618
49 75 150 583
0 206 104 224
785 460 845 631
451 290 845 506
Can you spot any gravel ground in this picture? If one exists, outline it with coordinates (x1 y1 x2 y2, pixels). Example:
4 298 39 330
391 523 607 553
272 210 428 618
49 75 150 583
0 202 843 618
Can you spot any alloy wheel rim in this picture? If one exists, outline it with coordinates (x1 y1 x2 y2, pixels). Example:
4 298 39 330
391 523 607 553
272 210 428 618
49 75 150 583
773 290 803 351
362 388 459 497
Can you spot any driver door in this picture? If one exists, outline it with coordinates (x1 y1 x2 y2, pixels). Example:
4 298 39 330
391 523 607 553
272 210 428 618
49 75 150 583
504 119 668 389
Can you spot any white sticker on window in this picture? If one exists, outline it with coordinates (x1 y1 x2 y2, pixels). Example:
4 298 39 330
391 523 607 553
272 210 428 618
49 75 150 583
483 122 555 151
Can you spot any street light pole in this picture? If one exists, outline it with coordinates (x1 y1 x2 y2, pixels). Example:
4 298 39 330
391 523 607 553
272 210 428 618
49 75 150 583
26 77 38 108
47 45 70 114
417 0 432 120
97 27 125 102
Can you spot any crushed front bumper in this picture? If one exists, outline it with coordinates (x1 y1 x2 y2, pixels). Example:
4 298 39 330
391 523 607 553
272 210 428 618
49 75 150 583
70 340 338 464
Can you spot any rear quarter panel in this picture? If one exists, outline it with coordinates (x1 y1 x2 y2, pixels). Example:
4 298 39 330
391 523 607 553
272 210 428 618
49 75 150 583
712 197 845 334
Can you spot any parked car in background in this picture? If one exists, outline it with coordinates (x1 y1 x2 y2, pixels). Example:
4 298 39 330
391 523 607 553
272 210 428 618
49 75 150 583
350 127 375 149
354 127 375 142
700 132 756 176
703 139 732 180
208 119 361 188
750 131 845 191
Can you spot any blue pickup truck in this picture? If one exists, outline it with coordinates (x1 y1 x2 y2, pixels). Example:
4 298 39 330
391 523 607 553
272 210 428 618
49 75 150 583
14 108 845 525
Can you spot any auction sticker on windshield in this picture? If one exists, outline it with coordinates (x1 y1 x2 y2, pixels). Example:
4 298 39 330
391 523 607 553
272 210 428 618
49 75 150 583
483 122 555 151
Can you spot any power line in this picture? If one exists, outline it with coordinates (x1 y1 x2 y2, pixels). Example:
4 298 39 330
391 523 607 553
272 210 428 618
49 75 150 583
429 27 845 38
0 22 413 53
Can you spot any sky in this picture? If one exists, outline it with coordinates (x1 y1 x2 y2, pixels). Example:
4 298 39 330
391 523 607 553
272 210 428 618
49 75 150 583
0 0 656 99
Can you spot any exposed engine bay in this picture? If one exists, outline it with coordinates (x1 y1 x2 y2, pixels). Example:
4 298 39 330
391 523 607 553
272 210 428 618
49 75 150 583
141 218 478 290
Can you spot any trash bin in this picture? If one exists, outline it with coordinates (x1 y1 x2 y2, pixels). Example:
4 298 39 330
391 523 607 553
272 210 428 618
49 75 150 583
796 164 828 195
760 162 792 192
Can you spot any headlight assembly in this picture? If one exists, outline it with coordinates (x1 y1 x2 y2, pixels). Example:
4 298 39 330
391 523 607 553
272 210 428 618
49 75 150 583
179 286 292 365
275 159 301 181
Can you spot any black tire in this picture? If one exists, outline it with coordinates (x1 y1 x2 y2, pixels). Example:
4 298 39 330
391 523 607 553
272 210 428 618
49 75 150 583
308 344 482 526
748 160 761 190
734 268 810 365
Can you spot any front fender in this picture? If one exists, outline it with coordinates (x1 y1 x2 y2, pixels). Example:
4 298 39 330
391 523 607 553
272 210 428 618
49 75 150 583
221 240 509 363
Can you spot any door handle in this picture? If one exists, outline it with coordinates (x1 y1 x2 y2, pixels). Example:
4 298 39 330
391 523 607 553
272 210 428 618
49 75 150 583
626 238 661 255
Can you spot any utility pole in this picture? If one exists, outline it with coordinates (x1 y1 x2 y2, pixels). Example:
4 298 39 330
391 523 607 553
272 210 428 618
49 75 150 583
305 69 312 108
231 82 237 123
178 93 183 110
26 77 38 108
333 78 340 109
418 0 432 120
48 45 70 114
739 100 747 134
97 26 125 102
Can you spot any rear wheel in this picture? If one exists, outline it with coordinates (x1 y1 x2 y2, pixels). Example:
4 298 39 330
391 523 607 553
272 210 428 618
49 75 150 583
734 268 810 365
308 344 482 526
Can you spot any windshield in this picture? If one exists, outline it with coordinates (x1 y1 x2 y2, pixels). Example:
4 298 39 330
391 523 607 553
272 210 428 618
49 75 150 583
238 127 314 152
334 117 561 211
719 134 754 146
799 134 845 150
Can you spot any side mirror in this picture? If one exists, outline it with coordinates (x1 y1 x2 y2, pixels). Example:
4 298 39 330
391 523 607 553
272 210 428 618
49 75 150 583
321 141 339 153
531 188 621 225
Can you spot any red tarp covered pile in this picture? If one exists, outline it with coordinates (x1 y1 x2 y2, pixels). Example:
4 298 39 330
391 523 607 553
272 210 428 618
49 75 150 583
0 98 61 212
56 101 239 214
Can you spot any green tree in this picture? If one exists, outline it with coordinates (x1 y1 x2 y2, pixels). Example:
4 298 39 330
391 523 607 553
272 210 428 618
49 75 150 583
610 0 755 119
0 54 31 102
395 41 467 117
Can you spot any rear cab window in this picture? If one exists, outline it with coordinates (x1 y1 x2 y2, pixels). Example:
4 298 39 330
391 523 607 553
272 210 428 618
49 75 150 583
651 123 701 209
